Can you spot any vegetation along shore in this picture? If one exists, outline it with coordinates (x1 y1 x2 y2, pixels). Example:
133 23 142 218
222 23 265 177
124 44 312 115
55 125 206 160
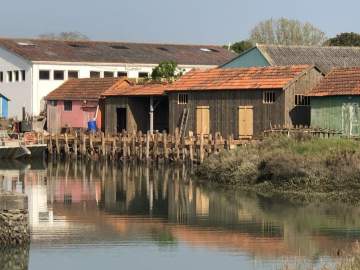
196 136 360 204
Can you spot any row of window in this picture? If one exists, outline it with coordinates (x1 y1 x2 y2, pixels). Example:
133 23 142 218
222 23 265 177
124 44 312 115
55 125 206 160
0 70 26 83
177 93 310 106
38 70 149 80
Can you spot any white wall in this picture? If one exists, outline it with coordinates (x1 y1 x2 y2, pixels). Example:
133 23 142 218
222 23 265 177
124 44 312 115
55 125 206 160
0 47 32 118
1 51 216 118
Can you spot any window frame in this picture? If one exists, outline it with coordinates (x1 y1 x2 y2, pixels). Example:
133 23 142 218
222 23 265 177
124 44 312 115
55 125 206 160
104 71 114 78
0 72 3 82
64 100 73 111
90 71 100 78
138 72 149 78
117 71 127 78
295 94 311 106
54 70 65 80
177 93 189 105
68 70 79 79
7 71 13 82
263 91 276 104
39 70 50 80
21 70 25 81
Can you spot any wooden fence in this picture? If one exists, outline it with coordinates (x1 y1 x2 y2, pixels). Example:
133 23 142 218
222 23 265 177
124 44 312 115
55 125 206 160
45 130 244 163
264 125 342 138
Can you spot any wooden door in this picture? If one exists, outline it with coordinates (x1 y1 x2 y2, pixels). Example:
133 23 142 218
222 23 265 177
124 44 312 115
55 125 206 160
196 106 210 135
238 106 253 139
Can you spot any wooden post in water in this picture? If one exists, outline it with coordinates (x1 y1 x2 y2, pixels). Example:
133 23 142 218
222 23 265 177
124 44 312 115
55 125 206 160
189 131 194 164
146 131 150 161
163 130 168 161
48 134 53 155
55 134 60 157
64 133 70 156
199 132 204 163
73 133 78 158
101 132 106 158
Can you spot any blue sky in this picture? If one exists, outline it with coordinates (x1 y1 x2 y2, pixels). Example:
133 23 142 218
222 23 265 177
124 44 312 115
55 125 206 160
0 0 359 44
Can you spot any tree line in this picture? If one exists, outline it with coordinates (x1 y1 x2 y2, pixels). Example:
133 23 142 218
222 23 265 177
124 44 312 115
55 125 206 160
228 18 360 54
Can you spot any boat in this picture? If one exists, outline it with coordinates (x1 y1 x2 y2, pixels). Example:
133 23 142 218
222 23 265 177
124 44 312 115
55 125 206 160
0 130 47 159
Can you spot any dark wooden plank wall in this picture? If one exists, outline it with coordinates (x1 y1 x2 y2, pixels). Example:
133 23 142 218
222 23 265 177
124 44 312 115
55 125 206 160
104 96 168 134
168 89 285 138
284 67 324 126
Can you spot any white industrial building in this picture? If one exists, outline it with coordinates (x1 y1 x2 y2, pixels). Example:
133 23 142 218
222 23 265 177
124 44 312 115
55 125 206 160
0 38 236 118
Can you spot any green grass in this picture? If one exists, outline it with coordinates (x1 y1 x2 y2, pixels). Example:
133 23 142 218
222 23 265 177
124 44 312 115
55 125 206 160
195 137 360 203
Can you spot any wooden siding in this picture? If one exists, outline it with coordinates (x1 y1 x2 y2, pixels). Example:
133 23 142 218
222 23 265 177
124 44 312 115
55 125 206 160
104 96 168 134
311 96 360 137
168 90 285 138
284 68 324 126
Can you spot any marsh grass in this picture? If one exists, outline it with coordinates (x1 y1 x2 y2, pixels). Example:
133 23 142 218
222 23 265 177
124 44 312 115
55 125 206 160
196 137 360 202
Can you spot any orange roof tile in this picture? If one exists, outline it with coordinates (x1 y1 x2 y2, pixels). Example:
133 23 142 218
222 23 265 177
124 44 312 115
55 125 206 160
103 82 168 97
309 67 360 96
46 77 130 101
167 65 312 91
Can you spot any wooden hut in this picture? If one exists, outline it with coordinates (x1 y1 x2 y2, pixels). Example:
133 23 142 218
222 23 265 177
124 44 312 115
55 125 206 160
101 82 168 134
46 77 129 133
166 65 324 138
309 67 360 137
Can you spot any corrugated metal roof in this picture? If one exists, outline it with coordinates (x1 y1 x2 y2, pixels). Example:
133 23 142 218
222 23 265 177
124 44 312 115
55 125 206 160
167 65 312 91
0 38 237 66
309 67 360 96
257 44 360 74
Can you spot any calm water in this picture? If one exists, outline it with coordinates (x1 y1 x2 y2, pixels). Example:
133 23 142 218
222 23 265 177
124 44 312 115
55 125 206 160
0 159 359 270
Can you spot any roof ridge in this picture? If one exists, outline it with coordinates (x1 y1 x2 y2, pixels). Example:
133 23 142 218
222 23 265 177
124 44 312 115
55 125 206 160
0 36 228 48
257 43 360 50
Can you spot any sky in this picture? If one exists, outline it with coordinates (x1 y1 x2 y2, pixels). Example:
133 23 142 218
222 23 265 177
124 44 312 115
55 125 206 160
0 0 359 45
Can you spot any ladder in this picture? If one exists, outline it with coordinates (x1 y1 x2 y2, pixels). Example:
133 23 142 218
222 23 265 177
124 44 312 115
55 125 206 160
179 107 189 139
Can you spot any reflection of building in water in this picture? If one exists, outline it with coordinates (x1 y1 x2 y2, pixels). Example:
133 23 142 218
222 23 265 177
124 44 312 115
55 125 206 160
0 166 27 193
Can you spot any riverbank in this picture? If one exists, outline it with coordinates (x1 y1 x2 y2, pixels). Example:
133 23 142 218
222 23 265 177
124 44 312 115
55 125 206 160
196 137 360 204
0 192 30 246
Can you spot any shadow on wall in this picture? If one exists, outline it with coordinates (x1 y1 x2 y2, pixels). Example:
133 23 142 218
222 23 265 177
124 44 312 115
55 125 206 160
289 106 311 126
0 246 29 270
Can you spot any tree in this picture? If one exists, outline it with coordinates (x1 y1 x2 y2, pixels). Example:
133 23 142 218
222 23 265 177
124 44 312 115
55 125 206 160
325 32 360 47
250 18 326 46
228 40 254 54
151 61 184 82
38 31 89 41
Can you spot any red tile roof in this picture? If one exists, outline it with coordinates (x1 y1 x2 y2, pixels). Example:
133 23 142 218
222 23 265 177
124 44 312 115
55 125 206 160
0 38 237 66
103 82 168 97
46 78 130 101
309 67 360 96
167 65 312 91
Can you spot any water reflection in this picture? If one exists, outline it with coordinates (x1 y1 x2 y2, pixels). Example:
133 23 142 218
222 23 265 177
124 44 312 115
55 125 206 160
1 160 360 269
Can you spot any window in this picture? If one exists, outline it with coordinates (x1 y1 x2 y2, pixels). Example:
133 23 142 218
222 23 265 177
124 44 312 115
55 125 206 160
104 71 114 78
263 91 276 104
138 72 149 78
0 72 3 82
178 94 188 105
295 95 310 106
64 101 72 111
21 70 25 81
14 71 19 81
7 71 13 82
54 70 64 80
39 70 50 80
68 70 79 79
49 100 57 106
90 71 100 78
117 71 127 78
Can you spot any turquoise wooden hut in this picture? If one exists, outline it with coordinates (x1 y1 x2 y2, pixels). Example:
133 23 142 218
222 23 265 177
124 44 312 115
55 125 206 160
309 67 360 137
0 94 9 119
